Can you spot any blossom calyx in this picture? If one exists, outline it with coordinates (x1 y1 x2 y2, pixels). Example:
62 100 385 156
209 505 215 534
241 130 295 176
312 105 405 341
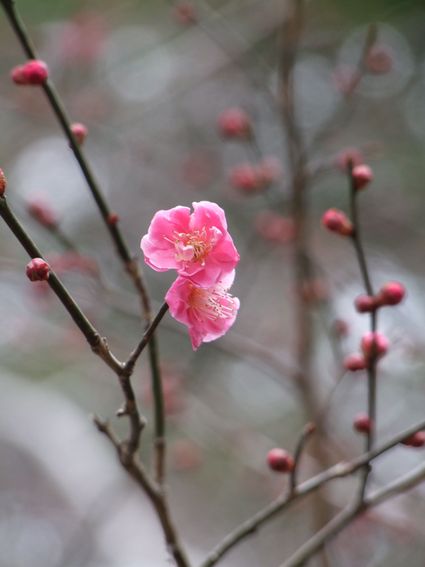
322 208 353 237
26 258 50 282
267 448 295 473
11 60 49 86
70 122 88 145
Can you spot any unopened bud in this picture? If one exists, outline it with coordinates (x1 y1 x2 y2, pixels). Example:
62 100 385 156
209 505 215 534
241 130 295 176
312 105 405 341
11 59 49 86
361 331 389 360
401 431 425 448
344 353 367 372
70 122 88 145
353 413 372 433
218 108 251 139
267 448 294 473
26 258 50 282
352 165 373 190
355 294 377 313
0 168 6 196
377 281 406 306
322 208 353 236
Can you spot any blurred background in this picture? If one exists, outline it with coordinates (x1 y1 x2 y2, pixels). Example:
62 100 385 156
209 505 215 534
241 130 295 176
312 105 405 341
1 0 425 565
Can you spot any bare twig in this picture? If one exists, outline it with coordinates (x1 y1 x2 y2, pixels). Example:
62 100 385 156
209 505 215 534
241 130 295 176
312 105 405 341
198 419 425 567
290 422 316 494
280 460 425 567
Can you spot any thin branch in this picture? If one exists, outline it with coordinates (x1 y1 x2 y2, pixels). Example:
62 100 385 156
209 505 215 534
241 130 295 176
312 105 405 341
347 163 378 501
94 417 191 567
280 460 425 567
198 419 425 567
0 0 166 482
290 422 316 494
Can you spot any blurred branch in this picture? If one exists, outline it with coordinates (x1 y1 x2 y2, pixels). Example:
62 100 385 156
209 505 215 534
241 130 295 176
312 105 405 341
0 0 166 482
290 422 316 494
198 418 425 567
280 459 425 567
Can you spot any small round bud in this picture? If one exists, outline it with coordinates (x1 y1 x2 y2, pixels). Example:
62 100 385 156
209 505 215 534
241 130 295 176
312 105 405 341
11 59 49 86
401 431 425 448
361 331 389 360
355 294 377 313
26 258 50 282
255 211 295 243
321 208 353 237
352 164 373 190
229 163 262 194
218 108 251 139
174 2 197 25
257 157 282 187
267 448 295 473
27 198 57 228
353 413 372 434
344 353 367 372
0 168 6 196
366 45 393 75
377 281 406 306
107 212 119 225
70 122 88 145
335 147 364 172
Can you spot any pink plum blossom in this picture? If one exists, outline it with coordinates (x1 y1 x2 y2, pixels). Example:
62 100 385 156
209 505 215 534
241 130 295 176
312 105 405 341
141 201 239 287
165 272 239 350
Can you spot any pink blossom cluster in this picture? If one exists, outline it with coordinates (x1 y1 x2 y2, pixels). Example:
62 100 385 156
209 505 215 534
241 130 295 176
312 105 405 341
141 201 240 350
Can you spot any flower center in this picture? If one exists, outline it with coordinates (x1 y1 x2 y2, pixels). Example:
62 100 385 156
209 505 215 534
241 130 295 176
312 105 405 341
173 228 214 265
189 284 236 321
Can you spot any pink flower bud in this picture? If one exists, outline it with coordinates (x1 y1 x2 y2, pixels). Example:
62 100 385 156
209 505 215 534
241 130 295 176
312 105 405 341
401 431 425 448
267 448 294 473
333 318 349 338
218 108 251 139
377 281 406 306
361 331 389 360
229 163 262 194
107 212 119 225
344 353 367 372
322 208 353 236
366 45 393 75
174 2 197 25
27 198 57 228
26 258 50 282
11 60 49 86
352 164 373 190
355 294 377 313
70 122 88 145
0 168 6 196
353 413 372 434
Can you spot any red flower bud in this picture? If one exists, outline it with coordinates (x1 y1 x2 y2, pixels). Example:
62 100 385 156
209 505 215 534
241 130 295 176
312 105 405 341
267 448 294 473
229 163 262 193
355 294 377 313
344 353 367 372
174 2 197 25
218 108 251 139
322 208 353 236
377 281 406 306
26 258 50 282
70 122 88 145
401 431 425 448
0 168 6 196
352 164 373 190
353 413 373 433
361 331 389 360
11 59 49 86
107 212 120 225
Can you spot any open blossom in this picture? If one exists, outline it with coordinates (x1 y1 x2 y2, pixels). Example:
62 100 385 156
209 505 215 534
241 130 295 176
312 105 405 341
165 272 239 350
141 201 239 287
